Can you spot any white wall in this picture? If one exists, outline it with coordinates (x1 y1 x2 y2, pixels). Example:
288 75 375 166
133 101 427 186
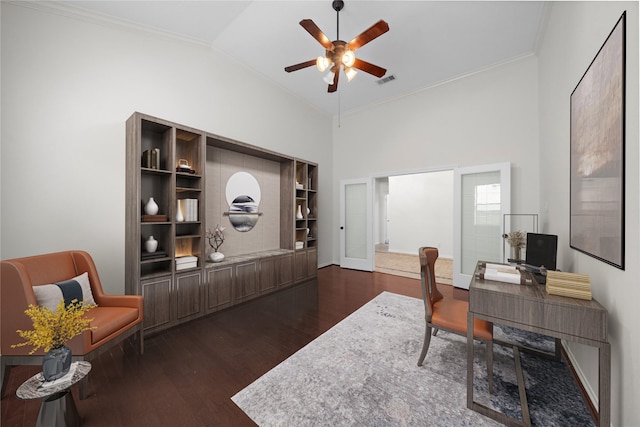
0 2 333 293
387 171 454 257
538 2 639 425
333 55 541 264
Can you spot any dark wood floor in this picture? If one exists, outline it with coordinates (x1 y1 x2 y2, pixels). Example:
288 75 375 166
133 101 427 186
3 266 467 427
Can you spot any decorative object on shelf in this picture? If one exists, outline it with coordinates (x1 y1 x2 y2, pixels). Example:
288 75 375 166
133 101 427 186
142 148 160 169
142 214 168 222
296 205 304 220
206 225 225 262
145 236 158 253
12 299 95 381
177 198 198 222
176 200 184 222
225 172 262 232
570 12 625 270
176 158 195 174
502 231 526 262
176 255 198 270
307 207 311 216
144 197 159 215
295 181 304 190
209 252 225 263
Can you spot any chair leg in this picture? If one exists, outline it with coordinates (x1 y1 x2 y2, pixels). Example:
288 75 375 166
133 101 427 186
417 324 433 366
432 328 439 337
486 339 494 393
0 359 10 399
138 328 144 356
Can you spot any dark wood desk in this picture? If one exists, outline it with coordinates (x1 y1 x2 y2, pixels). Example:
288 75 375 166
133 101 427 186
466 262 610 427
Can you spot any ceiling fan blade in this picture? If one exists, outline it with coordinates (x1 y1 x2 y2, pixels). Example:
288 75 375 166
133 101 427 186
352 58 387 78
328 69 339 93
284 59 317 73
348 20 389 51
300 19 334 50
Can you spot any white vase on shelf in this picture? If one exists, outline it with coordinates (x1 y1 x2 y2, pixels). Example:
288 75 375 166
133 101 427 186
144 197 159 215
145 236 158 253
296 205 303 219
176 200 184 222
209 252 224 263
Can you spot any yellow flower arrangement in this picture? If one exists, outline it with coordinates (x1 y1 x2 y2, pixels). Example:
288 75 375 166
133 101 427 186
12 299 96 354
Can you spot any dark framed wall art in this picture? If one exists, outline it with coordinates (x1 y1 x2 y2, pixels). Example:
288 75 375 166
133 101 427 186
570 12 626 269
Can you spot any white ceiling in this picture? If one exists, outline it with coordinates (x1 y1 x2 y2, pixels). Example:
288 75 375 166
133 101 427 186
61 1 547 116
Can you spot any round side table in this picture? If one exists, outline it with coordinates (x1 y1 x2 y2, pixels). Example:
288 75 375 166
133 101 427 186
16 361 91 427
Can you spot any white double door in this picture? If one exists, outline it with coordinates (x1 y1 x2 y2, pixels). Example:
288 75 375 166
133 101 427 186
339 163 510 288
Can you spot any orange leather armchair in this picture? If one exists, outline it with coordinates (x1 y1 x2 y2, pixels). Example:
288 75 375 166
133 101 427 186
1 250 143 399
417 247 493 392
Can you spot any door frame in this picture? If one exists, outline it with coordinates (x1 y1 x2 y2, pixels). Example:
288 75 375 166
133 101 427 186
453 162 511 289
339 178 374 271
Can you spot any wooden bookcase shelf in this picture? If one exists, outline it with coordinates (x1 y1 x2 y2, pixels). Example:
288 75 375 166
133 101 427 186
126 112 318 336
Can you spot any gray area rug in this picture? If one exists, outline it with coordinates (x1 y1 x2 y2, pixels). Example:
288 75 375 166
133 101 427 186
232 292 592 426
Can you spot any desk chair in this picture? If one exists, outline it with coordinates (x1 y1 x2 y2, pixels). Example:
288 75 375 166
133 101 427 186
417 247 493 392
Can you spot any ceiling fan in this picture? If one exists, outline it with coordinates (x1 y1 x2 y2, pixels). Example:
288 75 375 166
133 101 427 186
284 0 389 93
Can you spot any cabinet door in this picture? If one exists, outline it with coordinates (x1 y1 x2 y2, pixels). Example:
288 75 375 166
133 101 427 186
141 276 172 333
206 267 233 313
234 262 258 302
306 248 318 278
295 251 308 282
277 254 294 288
175 271 202 321
259 258 277 294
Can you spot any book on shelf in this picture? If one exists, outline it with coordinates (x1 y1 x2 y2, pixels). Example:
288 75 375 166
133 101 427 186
142 148 160 169
176 255 198 270
177 199 198 222
142 214 168 222
141 250 167 260
545 270 592 300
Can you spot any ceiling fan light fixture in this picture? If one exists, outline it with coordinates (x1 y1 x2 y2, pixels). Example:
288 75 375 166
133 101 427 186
284 0 389 93
323 71 335 84
345 67 358 82
342 50 355 68
316 56 330 72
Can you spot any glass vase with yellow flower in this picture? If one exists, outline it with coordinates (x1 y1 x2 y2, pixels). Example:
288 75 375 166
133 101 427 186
12 299 95 381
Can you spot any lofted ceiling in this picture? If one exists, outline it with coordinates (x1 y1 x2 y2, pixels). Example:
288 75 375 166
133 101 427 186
61 1 547 116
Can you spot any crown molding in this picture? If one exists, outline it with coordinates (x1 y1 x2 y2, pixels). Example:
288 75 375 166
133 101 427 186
6 0 211 48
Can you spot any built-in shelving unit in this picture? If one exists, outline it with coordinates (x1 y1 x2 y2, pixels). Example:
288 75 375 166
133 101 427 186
125 112 318 335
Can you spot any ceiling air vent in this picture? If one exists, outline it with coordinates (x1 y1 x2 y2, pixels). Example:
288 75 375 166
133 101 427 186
377 74 396 85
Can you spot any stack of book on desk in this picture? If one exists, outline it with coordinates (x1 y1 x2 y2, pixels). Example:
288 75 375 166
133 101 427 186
482 263 522 284
545 270 592 300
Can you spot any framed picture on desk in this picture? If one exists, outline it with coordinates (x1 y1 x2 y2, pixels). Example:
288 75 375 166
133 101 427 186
570 12 626 270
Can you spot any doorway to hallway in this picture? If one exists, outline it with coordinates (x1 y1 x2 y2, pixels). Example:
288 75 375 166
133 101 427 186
375 243 453 285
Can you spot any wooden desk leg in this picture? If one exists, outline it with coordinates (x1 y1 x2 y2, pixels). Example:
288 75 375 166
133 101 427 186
467 312 474 409
599 342 611 427
554 338 562 360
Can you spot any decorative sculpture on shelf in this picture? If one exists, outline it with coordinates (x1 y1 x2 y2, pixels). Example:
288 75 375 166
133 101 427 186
206 225 225 262
225 172 262 232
